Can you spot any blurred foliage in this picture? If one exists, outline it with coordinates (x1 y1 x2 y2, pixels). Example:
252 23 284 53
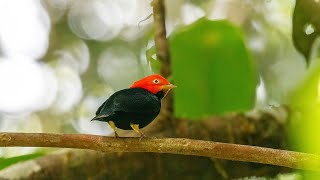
288 42 320 179
292 0 320 62
0 153 44 170
171 18 256 119
146 45 161 73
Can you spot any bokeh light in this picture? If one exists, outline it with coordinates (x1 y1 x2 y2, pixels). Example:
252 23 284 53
51 65 82 113
73 95 113 135
55 39 90 74
68 0 123 41
0 58 57 114
181 3 205 25
0 0 50 59
97 46 139 89
42 0 72 23
255 77 267 107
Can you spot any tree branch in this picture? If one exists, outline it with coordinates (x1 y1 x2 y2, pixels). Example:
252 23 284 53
0 108 293 179
0 132 319 171
150 0 176 136
152 0 171 78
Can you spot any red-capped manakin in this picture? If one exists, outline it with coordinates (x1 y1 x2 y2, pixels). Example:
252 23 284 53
91 74 176 138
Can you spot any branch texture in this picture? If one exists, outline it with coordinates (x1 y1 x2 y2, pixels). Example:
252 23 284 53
0 132 319 171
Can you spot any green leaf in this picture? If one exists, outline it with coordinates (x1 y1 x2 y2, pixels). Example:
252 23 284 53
0 153 44 170
146 45 160 73
292 0 320 63
170 18 257 119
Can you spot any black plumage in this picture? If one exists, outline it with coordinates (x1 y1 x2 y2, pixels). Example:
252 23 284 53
92 88 163 130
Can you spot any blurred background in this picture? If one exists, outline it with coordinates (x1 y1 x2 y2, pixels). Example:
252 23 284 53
0 0 319 179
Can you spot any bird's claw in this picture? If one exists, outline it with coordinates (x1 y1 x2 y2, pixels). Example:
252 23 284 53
114 131 119 138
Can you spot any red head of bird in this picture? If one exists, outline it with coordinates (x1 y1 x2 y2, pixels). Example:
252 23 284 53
130 74 176 97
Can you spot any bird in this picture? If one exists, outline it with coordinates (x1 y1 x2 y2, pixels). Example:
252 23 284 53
91 74 176 138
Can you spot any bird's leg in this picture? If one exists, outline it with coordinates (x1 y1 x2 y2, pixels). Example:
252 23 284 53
108 121 119 138
130 123 146 140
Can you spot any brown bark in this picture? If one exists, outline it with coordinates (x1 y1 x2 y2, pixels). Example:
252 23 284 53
0 107 301 179
147 0 176 140
0 131 318 171
152 0 171 78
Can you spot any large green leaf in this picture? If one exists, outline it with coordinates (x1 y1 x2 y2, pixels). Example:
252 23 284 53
292 0 320 63
170 18 257 119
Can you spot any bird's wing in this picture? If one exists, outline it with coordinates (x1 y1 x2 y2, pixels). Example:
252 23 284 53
91 114 109 121
92 88 160 122
95 101 106 115
92 98 114 121
112 89 160 113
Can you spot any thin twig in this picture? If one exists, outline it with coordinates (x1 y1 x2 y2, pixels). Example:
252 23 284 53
0 132 319 171
138 13 153 29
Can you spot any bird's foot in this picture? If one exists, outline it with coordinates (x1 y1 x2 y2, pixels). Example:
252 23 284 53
114 131 119 138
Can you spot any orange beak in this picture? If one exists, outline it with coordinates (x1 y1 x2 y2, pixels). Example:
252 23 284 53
161 84 177 97
162 84 177 90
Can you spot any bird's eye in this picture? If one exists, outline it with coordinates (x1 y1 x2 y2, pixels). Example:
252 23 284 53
153 79 159 84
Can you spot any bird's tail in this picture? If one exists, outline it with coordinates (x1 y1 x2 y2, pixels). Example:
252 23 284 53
90 114 108 121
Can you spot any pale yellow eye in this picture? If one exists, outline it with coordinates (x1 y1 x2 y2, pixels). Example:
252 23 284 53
153 79 159 84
